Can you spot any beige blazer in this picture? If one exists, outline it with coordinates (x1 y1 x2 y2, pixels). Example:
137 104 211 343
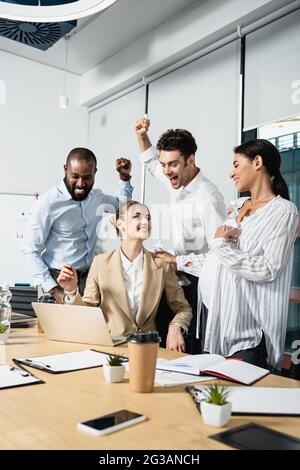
71 248 192 337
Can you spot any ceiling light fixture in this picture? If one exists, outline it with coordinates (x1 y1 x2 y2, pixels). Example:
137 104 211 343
59 36 69 109
0 0 118 23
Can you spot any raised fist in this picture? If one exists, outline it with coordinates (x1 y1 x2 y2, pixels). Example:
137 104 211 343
134 117 150 137
116 158 132 181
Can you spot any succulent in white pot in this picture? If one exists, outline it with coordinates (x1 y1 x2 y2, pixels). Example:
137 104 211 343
103 354 126 383
200 384 232 427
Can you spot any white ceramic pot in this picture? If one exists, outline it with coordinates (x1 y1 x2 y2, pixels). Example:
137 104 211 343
200 401 232 427
103 364 125 383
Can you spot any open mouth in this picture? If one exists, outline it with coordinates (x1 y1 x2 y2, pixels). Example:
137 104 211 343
75 188 87 195
169 176 178 186
138 226 149 235
72 187 88 200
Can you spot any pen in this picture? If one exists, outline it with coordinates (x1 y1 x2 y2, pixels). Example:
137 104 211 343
168 363 193 368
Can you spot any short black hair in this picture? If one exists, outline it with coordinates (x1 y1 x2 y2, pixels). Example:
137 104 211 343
66 147 97 169
156 129 197 160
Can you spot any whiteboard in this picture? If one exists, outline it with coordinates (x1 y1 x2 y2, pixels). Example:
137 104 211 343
0 194 38 286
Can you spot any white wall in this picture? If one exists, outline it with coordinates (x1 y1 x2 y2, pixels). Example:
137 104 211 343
0 50 88 285
0 50 88 194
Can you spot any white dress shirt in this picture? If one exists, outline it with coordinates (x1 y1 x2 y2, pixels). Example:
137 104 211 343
177 196 299 369
120 249 144 320
140 146 225 256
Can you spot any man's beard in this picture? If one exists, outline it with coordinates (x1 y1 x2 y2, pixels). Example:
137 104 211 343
64 177 91 201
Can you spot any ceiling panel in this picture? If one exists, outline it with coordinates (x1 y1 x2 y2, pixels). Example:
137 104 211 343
0 0 197 74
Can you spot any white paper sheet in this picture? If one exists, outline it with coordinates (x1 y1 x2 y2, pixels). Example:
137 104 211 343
0 365 40 388
16 349 110 372
125 359 215 387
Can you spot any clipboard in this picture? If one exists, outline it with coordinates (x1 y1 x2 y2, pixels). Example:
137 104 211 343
186 385 300 416
0 364 44 390
13 349 128 374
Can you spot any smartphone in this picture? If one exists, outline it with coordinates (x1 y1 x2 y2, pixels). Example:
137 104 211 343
77 409 146 436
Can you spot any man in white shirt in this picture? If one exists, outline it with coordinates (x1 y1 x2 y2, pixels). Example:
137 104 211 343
135 118 225 353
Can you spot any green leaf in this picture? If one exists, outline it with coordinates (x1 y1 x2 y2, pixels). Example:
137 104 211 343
0 323 8 334
107 353 126 366
202 383 229 405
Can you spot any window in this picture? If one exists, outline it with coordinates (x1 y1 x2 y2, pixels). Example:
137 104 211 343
258 119 300 362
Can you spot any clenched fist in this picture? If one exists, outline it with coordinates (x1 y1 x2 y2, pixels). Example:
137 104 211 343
116 158 132 181
135 117 150 137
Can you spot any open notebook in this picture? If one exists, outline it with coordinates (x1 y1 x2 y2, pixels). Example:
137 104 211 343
157 354 269 385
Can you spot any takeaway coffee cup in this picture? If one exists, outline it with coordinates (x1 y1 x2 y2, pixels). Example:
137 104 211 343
128 331 161 393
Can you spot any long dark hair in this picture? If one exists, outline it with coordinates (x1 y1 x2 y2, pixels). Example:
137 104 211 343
234 139 290 200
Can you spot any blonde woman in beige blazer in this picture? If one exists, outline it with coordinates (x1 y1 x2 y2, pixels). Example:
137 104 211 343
58 201 192 351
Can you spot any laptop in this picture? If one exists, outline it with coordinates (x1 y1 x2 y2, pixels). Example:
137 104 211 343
31 303 127 347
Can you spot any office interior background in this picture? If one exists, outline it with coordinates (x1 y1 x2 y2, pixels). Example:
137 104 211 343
0 0 299 368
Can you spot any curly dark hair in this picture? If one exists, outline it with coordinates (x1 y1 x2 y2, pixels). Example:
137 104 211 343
156 129 197 160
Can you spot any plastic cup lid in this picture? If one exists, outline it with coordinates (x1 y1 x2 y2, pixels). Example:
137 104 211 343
128 331 161 344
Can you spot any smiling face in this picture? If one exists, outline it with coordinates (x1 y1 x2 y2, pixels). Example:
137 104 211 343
117 203 151 241
159 150 195 189
64 158 96 201
230 153 261 192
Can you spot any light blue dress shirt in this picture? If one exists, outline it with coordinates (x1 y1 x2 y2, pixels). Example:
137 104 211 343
23 180 133 291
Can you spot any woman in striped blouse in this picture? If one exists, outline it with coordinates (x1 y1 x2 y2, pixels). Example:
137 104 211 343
159 139 299 370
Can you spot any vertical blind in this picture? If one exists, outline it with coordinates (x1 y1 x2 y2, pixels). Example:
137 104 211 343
244 9 300 131
88 87 144 252
144 40 240 227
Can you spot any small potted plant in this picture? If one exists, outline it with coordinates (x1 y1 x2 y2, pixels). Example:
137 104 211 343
200 384 232 427
103 354 126 383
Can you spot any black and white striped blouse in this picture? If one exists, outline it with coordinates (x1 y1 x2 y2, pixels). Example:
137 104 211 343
177 196 299 369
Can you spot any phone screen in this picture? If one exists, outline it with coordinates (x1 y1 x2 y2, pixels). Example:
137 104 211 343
81 410 142 431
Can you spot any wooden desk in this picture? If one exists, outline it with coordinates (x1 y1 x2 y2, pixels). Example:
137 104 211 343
0 328 300 450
